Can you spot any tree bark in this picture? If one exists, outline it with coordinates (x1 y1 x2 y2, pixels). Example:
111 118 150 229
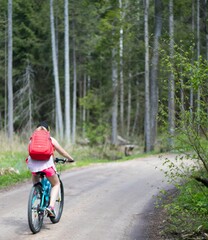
72 10 77 144
132 79 140 136
196 0 200 126
127 73 132 137
27 64 32 133
150 0 162 150
119 0 124 135
7 0 13 140
112 48 118 145
190 0 195 120
50 0 63 139
144 0 151 152
168 0 175 148
64 0 71 142
82 73 86 136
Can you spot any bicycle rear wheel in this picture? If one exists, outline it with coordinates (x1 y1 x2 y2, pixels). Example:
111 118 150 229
50 180 64 223
28 183 44 233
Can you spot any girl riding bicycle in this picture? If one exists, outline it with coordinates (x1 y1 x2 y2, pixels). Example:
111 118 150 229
26 121 74 217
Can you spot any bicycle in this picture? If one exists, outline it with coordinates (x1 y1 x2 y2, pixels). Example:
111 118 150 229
27 157 67 234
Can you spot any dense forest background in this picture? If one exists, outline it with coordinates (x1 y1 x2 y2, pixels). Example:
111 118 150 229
0 0 207 152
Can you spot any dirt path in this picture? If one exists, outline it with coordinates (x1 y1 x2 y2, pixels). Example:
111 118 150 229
0 154 175 240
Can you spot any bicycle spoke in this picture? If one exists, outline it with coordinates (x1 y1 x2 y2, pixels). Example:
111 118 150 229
28 185 44 233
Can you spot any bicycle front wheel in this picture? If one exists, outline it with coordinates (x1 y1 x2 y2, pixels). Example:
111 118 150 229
50 180 64 223
28 183 44 234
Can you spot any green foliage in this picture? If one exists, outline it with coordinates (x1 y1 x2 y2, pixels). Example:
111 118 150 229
13 1 50 74
0 134 144 188
0 171 31 189
159 41 208 238
79 90 105 114
0 151 27 170
160 41 208 147
84 122 109 146
79 90 110 145
162 180 208 239
0 147 29 189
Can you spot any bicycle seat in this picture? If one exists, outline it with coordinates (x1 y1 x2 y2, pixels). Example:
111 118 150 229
36 171 46 178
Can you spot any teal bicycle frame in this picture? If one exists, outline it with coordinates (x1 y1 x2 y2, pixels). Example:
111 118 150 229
28 158 66 234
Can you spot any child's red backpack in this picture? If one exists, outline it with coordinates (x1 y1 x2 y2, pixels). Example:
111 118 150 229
28 130 54 160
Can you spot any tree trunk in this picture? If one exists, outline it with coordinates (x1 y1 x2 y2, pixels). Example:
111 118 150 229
50 0 63 139
64 0 71 142
150 0 162 150
119 0 124 136
190 0 195 120
7 0 13 140
196 0 200 126
82 73 86 136
168 0 175 148
72 11 77 144
204 0 208 60
4 14 7 133
132 79 140 136
26 64 33 132
112 48 118 145
127 73 132 137
144 0 151 152
204 0 208 127
87 75 91 121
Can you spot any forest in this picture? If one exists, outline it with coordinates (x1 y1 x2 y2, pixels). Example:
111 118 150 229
2 1 208 238
0 0 208 152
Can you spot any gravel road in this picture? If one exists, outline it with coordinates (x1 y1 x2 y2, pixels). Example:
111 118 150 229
0 154 175 240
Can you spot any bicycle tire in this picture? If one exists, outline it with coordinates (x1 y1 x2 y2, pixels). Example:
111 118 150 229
28 183 44 233
50 180 64 223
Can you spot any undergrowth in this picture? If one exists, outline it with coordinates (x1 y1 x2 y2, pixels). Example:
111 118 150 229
161 181 208 239
156 152 208 239
0 133 143 188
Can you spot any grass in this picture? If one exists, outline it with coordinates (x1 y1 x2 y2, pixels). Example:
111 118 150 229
0 134 146 189
2 135 207 239
160 179 208 239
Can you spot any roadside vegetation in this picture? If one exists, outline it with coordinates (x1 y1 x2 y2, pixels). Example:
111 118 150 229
0 132 145 189
156 43 208 239
1 128 208 239
158 155 208 240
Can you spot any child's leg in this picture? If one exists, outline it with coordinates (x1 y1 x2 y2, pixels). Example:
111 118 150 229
47 174 60 208
32 174 40 184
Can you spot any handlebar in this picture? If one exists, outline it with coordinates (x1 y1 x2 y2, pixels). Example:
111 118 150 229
54 158 75 164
